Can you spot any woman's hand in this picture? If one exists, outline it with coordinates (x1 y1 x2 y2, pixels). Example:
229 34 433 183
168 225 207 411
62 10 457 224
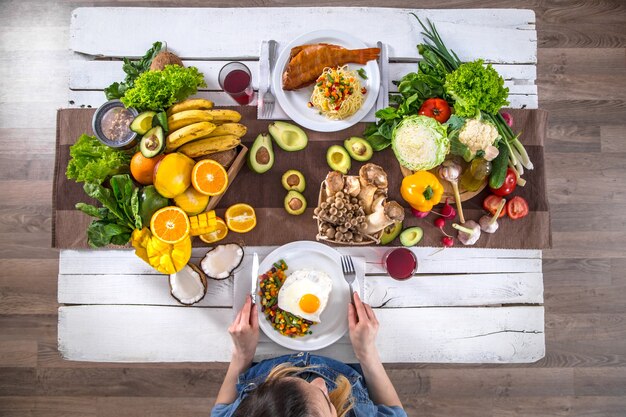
228 296 259 365
348 292 380 363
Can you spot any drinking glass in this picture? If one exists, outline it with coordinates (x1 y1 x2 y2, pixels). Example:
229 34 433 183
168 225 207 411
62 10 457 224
218 62 254 105
383 248 418 280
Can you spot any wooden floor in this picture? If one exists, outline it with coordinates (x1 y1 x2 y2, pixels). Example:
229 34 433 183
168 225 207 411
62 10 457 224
0 0 624 415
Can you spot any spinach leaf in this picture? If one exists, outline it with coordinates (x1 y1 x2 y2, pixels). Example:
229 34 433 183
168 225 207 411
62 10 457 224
86 220 132 248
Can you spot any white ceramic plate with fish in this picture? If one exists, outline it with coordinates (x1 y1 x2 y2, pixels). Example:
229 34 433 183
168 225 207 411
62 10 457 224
256 240 359 351
272 30 380 132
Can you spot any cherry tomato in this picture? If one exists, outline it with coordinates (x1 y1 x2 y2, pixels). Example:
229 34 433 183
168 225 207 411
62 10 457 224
507 196 529 220
490 168 517 196
483 195 506 218
418 98 451 123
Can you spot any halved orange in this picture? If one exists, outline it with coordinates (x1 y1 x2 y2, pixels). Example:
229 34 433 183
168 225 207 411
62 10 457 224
191 159 228 196
199 217 229 244
150 206 191 244
225 203 257 233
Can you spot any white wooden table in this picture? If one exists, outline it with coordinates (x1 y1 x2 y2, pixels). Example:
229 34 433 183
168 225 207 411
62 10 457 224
59 7 544 364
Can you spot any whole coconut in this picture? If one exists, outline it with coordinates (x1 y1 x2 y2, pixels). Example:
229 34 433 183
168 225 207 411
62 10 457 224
150 51 184 71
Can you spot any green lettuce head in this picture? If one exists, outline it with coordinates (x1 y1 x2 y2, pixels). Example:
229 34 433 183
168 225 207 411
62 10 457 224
391 115 449 171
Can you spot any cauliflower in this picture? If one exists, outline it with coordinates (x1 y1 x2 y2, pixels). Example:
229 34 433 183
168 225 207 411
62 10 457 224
451 118 500 162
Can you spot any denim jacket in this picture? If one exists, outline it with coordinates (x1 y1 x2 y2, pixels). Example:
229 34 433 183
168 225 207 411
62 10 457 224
211 353 407 417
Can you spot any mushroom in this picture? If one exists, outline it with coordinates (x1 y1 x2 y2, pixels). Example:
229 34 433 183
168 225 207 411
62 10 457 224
357 184 378 214
364 198 405 235
452 220 481 245
344 175 361 196
169 264 207 306
439 160 465 224
359 163 388 189
324 171 344 196
479 198 506 233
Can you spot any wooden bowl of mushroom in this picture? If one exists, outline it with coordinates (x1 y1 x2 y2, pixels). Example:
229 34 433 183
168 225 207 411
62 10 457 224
313 164 405 245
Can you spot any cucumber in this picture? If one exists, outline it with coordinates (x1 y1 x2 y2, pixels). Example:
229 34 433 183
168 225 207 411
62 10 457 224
489 140 510 189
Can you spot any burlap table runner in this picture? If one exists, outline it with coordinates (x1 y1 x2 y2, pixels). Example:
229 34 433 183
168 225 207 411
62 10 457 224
53 107 550 249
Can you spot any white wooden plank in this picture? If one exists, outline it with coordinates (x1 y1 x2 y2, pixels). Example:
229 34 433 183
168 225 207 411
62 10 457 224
58 305 544 363
70 8 536 63
60 247 542 276
69 60 536 94
364 273 544 307
58 274 233 307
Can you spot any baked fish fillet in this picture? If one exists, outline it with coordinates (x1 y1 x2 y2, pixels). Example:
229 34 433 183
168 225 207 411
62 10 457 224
282 43 380 91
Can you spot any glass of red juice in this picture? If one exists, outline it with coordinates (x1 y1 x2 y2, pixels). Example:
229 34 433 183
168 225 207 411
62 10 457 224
383 248 417 280
218 62 254 105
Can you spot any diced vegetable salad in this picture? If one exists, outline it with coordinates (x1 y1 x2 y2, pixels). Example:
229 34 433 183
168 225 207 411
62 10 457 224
259 260 315 337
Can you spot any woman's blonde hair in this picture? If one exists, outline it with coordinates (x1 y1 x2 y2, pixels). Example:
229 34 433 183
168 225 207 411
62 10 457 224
232 363 354 417
267 364 354 417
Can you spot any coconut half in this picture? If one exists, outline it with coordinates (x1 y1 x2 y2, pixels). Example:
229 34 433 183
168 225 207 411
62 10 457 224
169 264 207 306
201 243 244 280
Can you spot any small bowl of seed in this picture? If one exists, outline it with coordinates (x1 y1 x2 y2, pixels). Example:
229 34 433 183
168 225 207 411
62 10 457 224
92 100 139 150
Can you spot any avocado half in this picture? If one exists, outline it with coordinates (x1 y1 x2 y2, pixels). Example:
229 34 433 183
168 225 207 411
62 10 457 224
380 221 403 245
344 137 373 162
140 126 165 158
248 133 274 174
268 121 308 151
281 170 306 192
400 227 424 247
284 191 307 215
326 145 351 174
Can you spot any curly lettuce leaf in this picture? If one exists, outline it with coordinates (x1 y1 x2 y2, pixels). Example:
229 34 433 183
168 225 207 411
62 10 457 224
444 59 509 117
121 65 206 111
66 134 131 184
104 42 163 100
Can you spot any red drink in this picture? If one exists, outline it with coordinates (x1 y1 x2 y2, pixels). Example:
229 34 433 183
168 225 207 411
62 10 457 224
219 62 254 105
384 248 417 280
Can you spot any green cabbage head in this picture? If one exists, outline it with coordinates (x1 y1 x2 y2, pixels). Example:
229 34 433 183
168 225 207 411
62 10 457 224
391 115 449 171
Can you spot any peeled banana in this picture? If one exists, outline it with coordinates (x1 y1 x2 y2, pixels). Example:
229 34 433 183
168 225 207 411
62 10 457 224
177 135 241 158
166 99 214 116
168 110 215 132
165 121 216 152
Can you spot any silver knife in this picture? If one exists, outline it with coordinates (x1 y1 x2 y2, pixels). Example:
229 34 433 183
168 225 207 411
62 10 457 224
250 253 259 303
376 41 385 111
257 41 269 118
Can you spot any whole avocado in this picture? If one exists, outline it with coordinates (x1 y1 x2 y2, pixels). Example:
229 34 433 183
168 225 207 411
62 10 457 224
138 185 169 227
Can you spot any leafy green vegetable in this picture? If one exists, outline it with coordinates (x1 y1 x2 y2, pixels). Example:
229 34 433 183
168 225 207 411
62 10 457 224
104 42 163 100
357 68 368 79
76 175 142 248
444 59 509 117
66 134 131 184
121 65 206 111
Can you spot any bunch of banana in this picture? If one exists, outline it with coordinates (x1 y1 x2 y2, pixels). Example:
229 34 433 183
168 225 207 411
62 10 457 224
165 98 247 156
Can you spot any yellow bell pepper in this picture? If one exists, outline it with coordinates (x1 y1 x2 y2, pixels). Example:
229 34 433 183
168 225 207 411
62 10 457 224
131 227 192 274
400 171 444 212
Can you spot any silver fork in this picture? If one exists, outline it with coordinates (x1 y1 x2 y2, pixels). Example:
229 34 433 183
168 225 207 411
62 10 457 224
341 255 356 304
261 40 277 118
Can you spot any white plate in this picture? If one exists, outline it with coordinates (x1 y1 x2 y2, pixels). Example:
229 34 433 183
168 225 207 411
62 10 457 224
272 30 381 132
256 241 358 351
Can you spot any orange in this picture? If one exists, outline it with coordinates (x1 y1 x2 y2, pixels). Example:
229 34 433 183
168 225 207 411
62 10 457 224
154 153 195 198
191 159 228 196
199 217 229 244
225 203 256 233
174 186 210 216
130 152 164 185
150 206 191 244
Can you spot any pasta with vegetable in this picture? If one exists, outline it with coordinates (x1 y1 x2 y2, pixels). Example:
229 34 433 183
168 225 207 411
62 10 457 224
309 66 365 120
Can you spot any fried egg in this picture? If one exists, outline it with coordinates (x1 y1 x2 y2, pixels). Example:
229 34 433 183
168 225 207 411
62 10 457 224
277 269 333 322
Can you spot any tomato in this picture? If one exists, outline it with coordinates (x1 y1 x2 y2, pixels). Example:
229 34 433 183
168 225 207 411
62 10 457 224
507 196 529 220
418 98 451 123
490 168 517 196
483 195 506 218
